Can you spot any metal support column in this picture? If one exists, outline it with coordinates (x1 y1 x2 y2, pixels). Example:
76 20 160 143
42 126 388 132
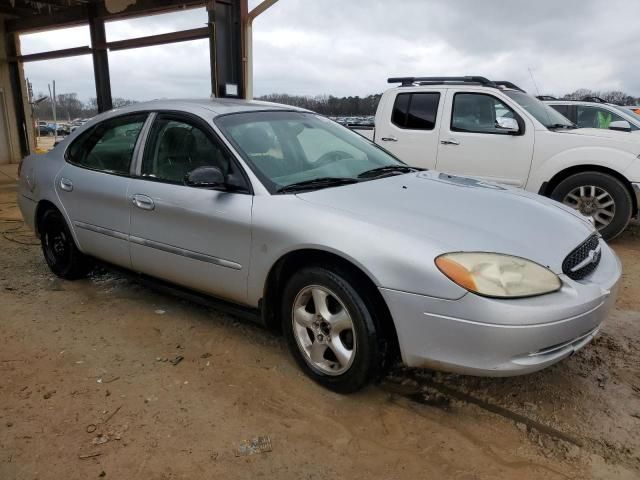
208 0 243 98
6 33 29 157
206 1 218 97
88 6 112 112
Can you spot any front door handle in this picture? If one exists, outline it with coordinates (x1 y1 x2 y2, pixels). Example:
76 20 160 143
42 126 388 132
440 138 460 146
60 177 73 192
132 194 155 211
380 136 398 142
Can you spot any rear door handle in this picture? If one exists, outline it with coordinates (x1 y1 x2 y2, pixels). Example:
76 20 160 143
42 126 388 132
380 136 398 142
440 138 460 146
60 177 73 192
132 194 155 211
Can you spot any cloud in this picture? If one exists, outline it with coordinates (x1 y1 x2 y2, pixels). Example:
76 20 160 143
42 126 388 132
19 1 640 102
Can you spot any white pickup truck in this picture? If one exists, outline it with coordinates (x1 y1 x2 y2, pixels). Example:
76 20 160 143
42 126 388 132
352 76 640 240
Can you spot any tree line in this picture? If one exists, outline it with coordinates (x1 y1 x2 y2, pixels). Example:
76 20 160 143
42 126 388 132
32 92 137 121
32 88 640 121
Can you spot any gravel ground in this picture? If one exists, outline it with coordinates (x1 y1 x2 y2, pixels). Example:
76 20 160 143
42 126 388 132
1 170 639 479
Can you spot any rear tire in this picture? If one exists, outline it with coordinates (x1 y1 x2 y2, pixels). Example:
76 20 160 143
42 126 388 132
40 209 92 279
282 266 383 393
550 171 632 241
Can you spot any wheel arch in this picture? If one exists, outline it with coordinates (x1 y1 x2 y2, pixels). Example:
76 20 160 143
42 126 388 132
34 199 60 237
261 248 400 363
539 164 638 217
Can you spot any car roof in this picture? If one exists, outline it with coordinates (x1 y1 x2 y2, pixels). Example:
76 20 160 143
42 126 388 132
545 100 625 109
105 98 308 118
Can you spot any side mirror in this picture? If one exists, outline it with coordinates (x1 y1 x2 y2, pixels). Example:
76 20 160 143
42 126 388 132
495 116 519 133
185 166 225 189
609 120 631 132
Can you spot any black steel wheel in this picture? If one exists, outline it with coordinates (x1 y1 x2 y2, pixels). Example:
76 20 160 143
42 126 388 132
40 209 92 279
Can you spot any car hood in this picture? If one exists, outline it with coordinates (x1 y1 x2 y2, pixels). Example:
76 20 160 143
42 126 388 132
559 127 640 143
296 171 596 274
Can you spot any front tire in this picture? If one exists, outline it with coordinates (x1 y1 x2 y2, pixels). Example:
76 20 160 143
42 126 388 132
282 266 382 393
40 209 92 279
550 171 633 241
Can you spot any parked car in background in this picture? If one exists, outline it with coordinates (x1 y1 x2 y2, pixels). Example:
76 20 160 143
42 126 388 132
544 98 640 133
38 124 54 136
622 106 640 117
17 99 621 392
351 76 640 240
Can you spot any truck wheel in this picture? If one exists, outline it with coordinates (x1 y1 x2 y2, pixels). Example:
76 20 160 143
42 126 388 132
550 171 632 241
281 266 382 393
40 209 92 279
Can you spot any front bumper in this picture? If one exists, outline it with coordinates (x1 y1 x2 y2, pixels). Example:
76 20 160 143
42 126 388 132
381 243 621 376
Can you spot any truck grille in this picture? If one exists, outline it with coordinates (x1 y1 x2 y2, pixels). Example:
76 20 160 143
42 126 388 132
562 235 601 281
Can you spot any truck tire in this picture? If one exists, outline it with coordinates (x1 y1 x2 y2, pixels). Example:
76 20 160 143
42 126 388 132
550 171 632 241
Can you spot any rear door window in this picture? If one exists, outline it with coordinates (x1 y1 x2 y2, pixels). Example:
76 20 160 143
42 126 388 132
67 114 147 175
391 92 440 130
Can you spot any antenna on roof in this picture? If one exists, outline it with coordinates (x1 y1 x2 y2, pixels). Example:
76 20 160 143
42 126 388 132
528 68 541 97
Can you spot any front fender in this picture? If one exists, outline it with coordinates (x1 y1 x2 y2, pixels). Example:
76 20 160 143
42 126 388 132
246 195 467 307
527 144 636 193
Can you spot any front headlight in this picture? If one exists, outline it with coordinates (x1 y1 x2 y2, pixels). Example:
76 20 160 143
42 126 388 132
435 252 561 298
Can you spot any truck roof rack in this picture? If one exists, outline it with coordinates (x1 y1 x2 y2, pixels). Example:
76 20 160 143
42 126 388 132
388 76 526 93
581 96 607 103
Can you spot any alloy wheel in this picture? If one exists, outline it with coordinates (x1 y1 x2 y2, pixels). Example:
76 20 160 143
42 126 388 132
562 185 616 230
291 285 356 376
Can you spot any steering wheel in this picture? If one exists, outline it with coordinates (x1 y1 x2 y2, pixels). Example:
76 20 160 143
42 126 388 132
314 150 353 167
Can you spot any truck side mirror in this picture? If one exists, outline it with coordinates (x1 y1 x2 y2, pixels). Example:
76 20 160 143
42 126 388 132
495 117 519 133
609 120 631 132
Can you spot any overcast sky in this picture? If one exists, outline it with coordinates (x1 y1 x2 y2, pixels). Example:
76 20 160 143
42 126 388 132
20 0 640 102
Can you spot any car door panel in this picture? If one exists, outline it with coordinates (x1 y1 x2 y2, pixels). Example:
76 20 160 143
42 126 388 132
128 113 253 304
129 180 252 303
435 90 534 187
56 166 131 267
56 113 148 268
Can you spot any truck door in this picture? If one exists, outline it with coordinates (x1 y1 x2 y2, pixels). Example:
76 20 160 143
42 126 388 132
435 90 534 187
375 90 443 169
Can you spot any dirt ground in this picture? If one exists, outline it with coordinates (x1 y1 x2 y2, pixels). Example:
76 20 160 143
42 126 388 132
1 164 639 480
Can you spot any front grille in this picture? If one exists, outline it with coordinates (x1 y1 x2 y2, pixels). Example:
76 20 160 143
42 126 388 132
562 234 601 280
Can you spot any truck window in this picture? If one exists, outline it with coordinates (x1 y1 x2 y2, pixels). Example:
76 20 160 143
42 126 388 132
451 93 518 134
391 92 440 130
549 104 570 119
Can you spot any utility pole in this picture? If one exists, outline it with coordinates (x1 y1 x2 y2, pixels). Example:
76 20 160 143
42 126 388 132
48 81 57 143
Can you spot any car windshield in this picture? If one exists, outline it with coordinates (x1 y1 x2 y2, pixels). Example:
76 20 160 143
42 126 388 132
216 111 407 193
504 91 575 128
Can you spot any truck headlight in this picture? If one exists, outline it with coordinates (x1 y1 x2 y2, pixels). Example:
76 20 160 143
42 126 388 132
435 252 561 298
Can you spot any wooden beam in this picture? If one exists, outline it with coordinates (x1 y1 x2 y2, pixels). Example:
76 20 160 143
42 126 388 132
10 46 92 63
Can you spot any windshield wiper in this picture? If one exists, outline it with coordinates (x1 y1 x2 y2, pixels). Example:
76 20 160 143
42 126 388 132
357 165 423 179
548 123 577 130
276 177 360 193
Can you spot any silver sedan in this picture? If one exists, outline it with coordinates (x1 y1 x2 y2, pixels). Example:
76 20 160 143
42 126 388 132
17 99 621 392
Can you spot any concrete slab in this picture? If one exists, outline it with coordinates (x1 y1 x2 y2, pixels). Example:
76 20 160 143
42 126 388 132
0 162 18 182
